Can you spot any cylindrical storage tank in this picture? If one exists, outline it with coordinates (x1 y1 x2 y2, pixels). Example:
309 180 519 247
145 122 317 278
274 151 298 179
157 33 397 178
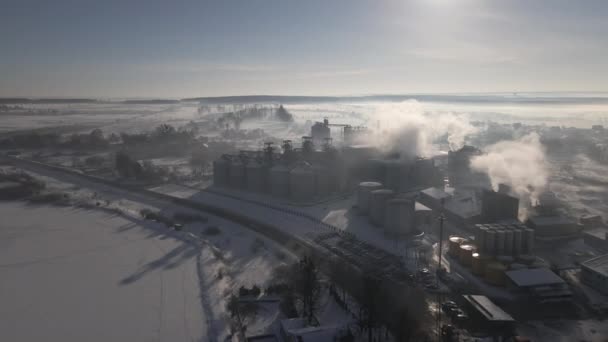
369 189 395 226
484 262 507 286
384 160 403 191
246 161 267 193
504 229 514 256
485 230 496 256
229 160 246 188
384 198 415 235
513 229 523 256
448 236 466 257
269 164 290 197
459 244 476 266
496 230 506 256
524 229 535 254
510 263 527 270
357 182 383 215
516 254 536 265
475 227 486 254
496 255 514 266
313 165 331 197
289 163 315 202
471 253 486 276
212 158 230 186
367 159 386 182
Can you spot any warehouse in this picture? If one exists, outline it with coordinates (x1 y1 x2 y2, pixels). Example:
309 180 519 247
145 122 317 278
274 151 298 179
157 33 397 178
505 268 572 303
526 215 580 238
580 254 608 296
462 295 515 335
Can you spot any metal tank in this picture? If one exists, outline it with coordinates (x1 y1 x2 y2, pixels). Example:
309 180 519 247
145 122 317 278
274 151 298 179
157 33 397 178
496 230 506 256
384 198 415 236
459 244 476 267
369 189 395 226
512 229 523 256
484 262 507 286
384 160 403 191
504 229 514 256
313 164 331 197
246 160 267 193
448 236 466 257
475 226 486 253
269 164 290 197
367 159 386 183
471 253 487 276
212 157 230 186
524 228 535 254
289 162 315 202
357 182 383 215
485 230 496 256
229 159 246 189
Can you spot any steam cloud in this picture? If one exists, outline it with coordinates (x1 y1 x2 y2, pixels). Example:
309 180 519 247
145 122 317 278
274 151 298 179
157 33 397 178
368 100 477 159
470 132 548 204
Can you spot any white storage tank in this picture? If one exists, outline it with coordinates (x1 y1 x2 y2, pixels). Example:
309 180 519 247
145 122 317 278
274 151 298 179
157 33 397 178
270 164 290 197
385 198 415 235
229 159 246 188
289 162 315 202
246 161 267 193
369 189 395 226
212 158 230 186
357 182 383 214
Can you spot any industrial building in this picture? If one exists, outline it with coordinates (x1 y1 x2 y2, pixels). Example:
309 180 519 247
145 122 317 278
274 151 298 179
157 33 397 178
581 254 608 295
447 145 488 187
310 118 369 146
418 187 482 228
461 295 515 335
526 215 580 238
480 187 519 223
583 228 608 251
504 268 572 303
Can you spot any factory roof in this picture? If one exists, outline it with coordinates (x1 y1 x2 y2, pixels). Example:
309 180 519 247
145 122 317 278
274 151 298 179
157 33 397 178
583 228 608 240
581 254 608 277
505 268 566 288
527 215 577 226
462 295 515 322
421 187 451 201
415 202 431 212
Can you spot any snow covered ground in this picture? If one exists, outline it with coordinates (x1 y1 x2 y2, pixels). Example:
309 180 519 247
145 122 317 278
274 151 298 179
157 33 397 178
0 201 205 341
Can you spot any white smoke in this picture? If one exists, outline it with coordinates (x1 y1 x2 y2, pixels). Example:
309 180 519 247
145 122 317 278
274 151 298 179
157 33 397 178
367 100 477 159
470 132 548 205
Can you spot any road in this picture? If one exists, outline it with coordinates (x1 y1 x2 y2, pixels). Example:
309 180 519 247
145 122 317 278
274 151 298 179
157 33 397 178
0 202 206 341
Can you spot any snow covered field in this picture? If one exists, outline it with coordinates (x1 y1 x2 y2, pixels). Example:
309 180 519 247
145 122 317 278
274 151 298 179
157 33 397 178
0 201 205 341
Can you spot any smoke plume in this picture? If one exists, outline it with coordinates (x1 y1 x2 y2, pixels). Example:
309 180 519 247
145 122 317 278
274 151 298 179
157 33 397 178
470 132 548 204
368 100 477 159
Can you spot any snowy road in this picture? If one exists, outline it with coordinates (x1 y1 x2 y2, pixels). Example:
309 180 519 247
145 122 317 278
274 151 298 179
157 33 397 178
0 202 206 341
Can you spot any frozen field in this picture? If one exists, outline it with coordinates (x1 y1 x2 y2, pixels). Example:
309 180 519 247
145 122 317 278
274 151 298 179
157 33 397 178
0 201 205 341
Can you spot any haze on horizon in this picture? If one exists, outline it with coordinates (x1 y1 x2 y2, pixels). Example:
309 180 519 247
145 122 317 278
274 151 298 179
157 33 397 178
1 0 607 98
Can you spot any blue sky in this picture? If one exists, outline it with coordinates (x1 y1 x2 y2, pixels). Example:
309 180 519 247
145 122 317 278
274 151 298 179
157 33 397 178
1 0 607 98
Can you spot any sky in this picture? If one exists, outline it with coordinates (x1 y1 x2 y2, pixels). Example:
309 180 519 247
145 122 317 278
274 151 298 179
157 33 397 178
1 0 607 98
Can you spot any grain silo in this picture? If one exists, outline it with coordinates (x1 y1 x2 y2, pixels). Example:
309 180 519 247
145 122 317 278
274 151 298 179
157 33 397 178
459 244 476 266
246 160 267 193
384 198 415 236
485 230 496 256
524 228 535 254
496 230 506 256
212 157 230 186
229 159 246 188
475 226 486 253
367 159 386 182
357 182 383 214
313 164 331 197
369 189 395 226
289 162 315 202
513 229 523 256
504 230 514 255
270 164 290 197
384 160 403 191
484 262 507 286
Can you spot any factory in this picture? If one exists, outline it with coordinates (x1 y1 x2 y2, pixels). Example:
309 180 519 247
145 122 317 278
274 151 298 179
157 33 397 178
525 215 580 238
447 145 488 187
580 254 608 296
480 186 519 223
310 118 369 146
